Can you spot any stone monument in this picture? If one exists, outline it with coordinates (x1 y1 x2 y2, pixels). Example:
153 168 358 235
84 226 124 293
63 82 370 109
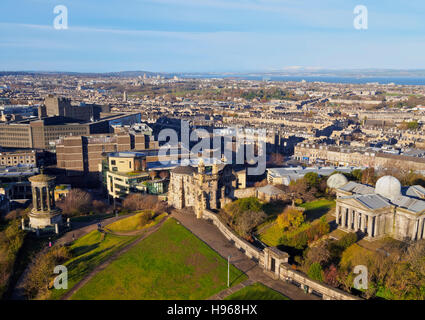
28 172 63 230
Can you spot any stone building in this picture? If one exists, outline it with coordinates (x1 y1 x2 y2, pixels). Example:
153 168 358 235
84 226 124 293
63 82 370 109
294 143 425 171
28 173 62 229
329 174 425 241
167 160 246 218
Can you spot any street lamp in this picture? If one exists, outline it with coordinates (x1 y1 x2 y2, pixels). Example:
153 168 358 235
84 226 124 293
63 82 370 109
227 255 231 287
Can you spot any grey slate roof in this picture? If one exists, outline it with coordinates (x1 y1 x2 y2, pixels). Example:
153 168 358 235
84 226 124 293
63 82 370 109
257 184 285 196
339 181 375 195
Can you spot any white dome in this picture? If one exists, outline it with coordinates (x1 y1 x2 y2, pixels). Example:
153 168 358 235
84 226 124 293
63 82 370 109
327 173 348 189
375 176 401 199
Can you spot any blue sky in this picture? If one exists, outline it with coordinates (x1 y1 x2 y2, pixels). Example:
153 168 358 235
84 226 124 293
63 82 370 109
1 0 425 72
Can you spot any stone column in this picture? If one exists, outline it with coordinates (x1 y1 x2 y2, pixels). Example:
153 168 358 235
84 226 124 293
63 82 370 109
47 185 51 211
32 187 38 211
374 216 379 238
367 215 373 237
341 207 347 229
353 211 358 231
360 213 366 232
335 205 340 226
347 209 353 230
42 187 47 211
412 220 419 241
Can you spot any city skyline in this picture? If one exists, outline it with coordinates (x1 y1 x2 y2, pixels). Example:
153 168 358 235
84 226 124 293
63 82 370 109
1 0 425 72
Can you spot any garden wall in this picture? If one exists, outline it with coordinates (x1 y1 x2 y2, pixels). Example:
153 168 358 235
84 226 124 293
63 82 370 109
201 209 360 300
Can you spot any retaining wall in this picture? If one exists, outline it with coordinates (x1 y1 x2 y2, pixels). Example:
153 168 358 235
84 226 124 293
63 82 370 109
201 209 360 300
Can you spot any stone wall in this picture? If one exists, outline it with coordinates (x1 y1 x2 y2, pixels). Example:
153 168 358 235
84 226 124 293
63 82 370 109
232 187 257 199
201 209 360 300
202 210 264 266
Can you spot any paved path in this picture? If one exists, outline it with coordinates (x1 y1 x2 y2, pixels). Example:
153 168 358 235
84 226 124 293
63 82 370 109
207 280 255 300
173 210 319 300
56 214 137 246
61 215 171 300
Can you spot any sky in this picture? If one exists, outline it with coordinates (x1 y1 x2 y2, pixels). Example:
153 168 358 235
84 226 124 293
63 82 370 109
1 0 425 73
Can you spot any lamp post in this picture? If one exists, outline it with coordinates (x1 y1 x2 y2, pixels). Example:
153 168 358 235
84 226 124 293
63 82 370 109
227 255 231 287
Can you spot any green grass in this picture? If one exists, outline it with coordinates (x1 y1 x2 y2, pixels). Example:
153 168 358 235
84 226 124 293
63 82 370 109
71 218 247 300
49 231 137 300
299 199 335 222
225 283 289 300
106 212 167 233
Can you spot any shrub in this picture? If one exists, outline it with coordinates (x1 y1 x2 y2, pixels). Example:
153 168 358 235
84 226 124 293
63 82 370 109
337 232 358 249
23 246 71 299
324 264 339 287
308 262 324 282
57 189 93 216
122 194 162 212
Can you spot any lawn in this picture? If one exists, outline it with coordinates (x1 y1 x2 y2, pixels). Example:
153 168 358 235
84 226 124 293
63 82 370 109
49 231 137 300
106 211 167 233
300 199 335 222
225 282 289 300
70 218 247 300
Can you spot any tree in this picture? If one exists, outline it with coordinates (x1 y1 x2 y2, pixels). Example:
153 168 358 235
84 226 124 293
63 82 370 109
56 189 92 216
24 246 70 299
122 194 159 212
235 210 267 238
305 242 331 267
276 207 305 231
91 200 107 214
352 169 363 182
159 170 170 180
304 172 320 189
223 197 263 218
269 153 284 166
308 262 324 282
324 264 339 287
361 168 377 185
149 171 157 180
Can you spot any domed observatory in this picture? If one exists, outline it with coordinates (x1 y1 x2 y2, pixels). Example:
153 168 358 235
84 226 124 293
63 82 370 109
374 175 402 200
28 173 62 231
327 173 348 190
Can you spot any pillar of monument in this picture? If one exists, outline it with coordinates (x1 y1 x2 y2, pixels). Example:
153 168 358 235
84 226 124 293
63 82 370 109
341 207 346 228
367 215 373 237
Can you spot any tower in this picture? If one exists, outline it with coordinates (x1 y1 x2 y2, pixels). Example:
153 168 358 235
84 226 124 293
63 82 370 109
28 173 62 229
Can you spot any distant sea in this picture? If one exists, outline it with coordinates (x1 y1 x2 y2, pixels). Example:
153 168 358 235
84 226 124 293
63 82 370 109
182 75 425 86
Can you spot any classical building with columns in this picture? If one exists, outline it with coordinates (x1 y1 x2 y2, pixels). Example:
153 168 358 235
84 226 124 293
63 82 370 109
328 174 425 241
28 173 63 229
